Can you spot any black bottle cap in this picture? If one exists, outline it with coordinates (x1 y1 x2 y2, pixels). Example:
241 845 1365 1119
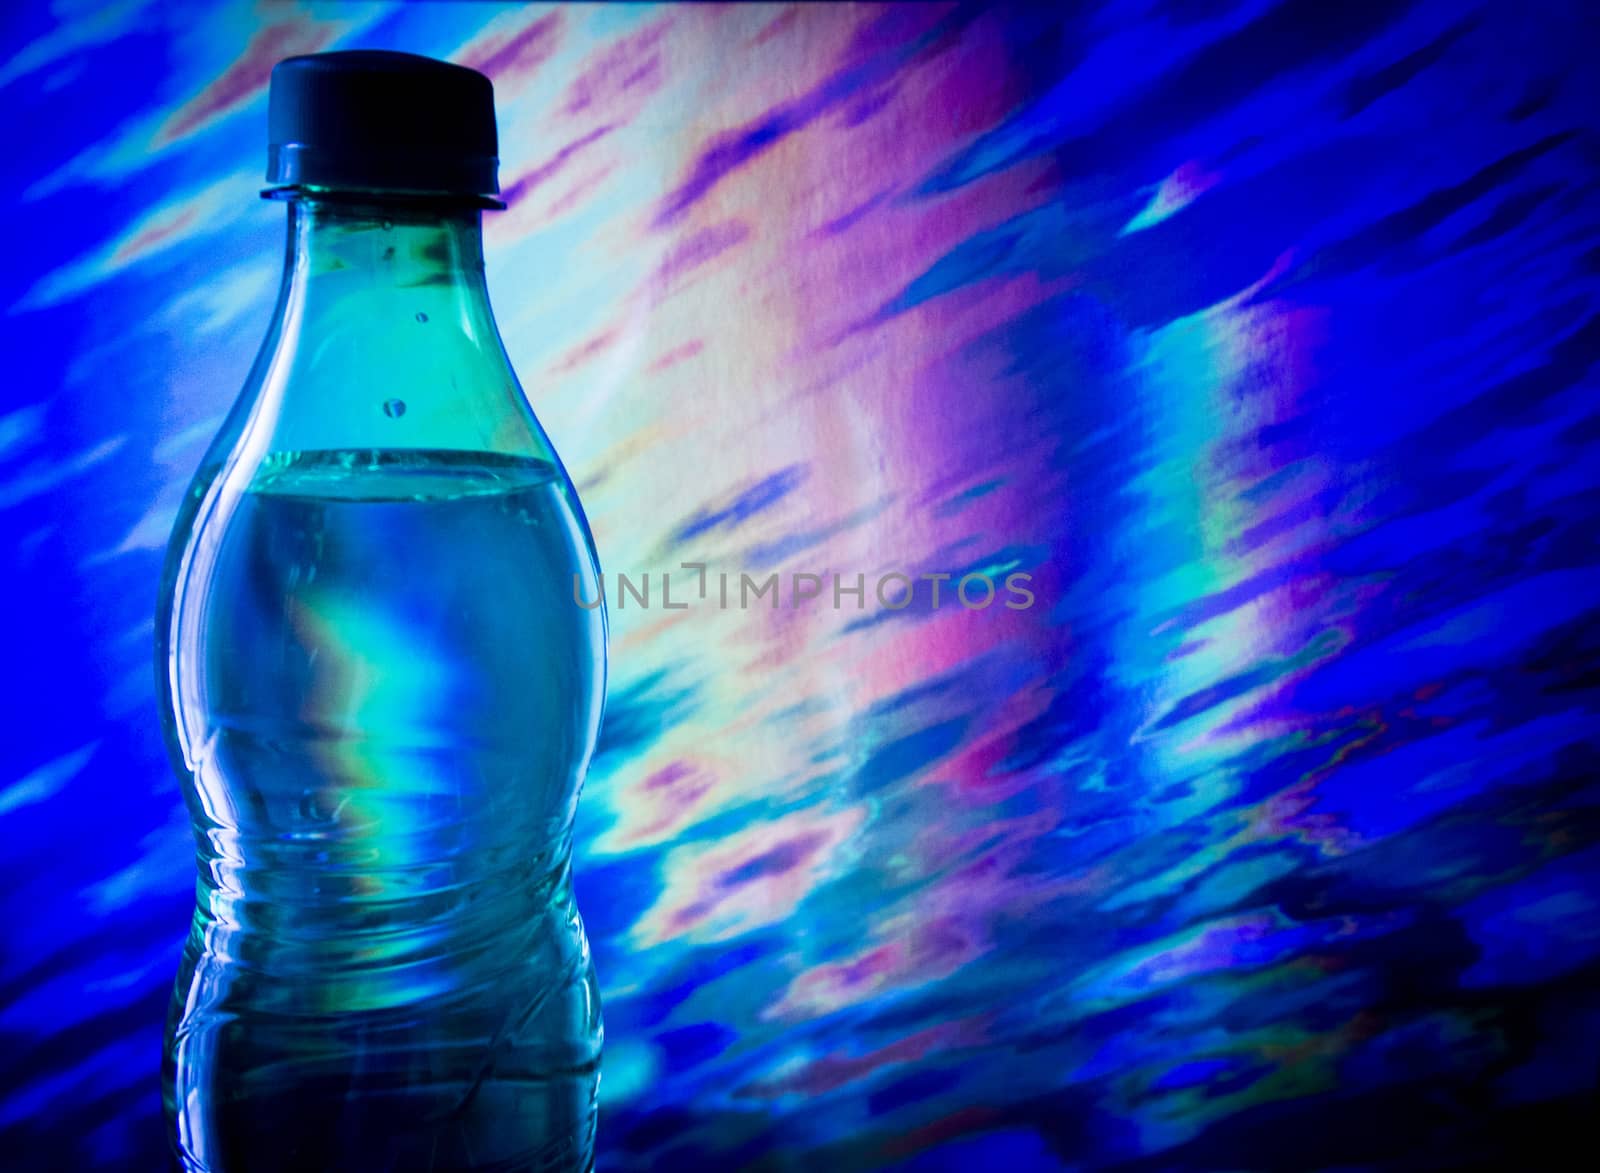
266 50 500 202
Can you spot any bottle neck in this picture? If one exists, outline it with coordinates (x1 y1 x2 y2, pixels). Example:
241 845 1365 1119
281 196 493 334
237 196 538 457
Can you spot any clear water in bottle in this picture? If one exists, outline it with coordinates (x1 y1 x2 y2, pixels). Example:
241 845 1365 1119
161 449 605 1171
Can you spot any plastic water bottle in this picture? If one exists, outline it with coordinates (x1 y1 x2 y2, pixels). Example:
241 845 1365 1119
155 52 606 1172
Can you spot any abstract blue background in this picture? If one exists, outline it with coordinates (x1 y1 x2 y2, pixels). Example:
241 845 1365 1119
3 1 1599 1169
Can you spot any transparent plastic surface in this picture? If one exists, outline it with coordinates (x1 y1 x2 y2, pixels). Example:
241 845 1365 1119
157 202 606 1172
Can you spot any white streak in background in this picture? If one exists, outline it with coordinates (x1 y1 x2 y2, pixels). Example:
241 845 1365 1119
565 279 655 454
0 0 153 90
22 4 390 203
41 56 88 93
82 799 193 915
88 488 181 564
62 336 131 393
0 436 124 509
114 617 155 648
24 137 117 202
1121 160 1223 235
155 415 223 463
86 412 221 571
163 261 277 334
19 526 56 564
103 663 157 719
0 403 47 461
0 1036 153 1132
80 947 170 994
14 170 261 311
93 411 221 564
0 743 99 817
